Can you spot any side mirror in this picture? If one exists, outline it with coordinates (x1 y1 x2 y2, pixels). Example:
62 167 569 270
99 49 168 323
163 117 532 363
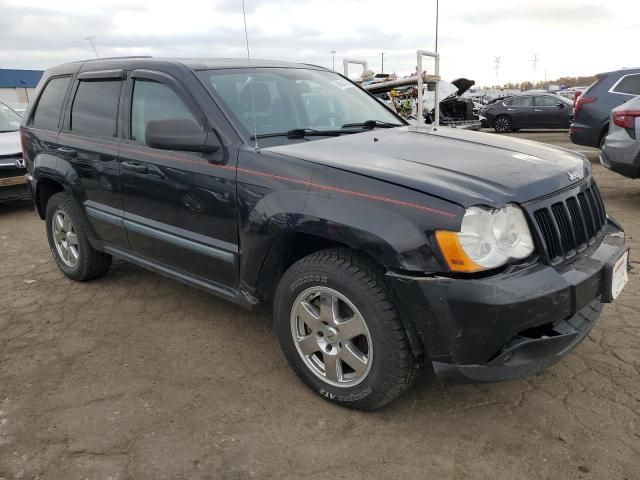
556 103 565 108
145 118 221 153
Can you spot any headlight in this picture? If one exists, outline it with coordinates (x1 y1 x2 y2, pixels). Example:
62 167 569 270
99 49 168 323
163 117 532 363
436 204 534 272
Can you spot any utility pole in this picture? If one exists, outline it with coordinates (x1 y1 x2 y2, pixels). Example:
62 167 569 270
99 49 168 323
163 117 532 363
493 56 501 79
381 52 384 74
531 53 538 76
435 0 439 52
85 36 99 58
330 50 336 71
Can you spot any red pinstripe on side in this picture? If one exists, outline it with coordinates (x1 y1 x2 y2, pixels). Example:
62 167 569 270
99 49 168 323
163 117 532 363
56 133 457 218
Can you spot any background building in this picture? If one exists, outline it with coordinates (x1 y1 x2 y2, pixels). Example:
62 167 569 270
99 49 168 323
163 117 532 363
0 68 43 104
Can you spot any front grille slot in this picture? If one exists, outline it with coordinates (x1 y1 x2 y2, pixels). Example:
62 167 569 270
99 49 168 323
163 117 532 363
533 182 606 262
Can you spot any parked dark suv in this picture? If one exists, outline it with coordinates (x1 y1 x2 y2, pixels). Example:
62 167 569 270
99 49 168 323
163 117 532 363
22 57 629 410
570 68 640 148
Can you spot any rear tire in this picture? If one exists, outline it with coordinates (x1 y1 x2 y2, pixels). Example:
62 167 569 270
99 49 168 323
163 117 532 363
494 115 512 133
273 248 418 411
45 192 111 281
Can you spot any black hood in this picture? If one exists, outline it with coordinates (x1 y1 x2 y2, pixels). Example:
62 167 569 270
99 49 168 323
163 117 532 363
266 127 589 208
451 78 475 96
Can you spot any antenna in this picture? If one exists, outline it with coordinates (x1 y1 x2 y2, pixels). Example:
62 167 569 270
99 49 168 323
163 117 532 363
241 0 259 152
493 56 501 79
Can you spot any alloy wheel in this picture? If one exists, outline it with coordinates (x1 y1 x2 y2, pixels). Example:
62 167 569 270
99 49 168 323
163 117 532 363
495 117 511 132
290 287 373 387
51 210 79 267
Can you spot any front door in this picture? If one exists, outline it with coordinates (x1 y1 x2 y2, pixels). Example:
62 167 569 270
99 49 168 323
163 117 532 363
119 71 239 293
534 95 569 128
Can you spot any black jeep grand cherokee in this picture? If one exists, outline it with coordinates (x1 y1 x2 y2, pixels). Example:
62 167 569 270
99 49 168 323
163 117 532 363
21 57 629 410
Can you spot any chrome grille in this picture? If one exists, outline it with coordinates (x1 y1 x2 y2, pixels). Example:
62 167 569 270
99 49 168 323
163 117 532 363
532 182 606 261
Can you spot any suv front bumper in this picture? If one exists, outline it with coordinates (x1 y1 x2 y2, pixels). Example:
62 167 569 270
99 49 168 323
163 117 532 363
387 219 628 383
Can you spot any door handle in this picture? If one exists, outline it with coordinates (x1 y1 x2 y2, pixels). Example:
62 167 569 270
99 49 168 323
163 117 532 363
57 147 77 157
534 109 543 112
121 161 148 173
507 108 515 111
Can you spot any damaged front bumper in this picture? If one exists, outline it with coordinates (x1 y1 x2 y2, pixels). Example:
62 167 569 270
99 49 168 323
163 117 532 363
387 219 628 384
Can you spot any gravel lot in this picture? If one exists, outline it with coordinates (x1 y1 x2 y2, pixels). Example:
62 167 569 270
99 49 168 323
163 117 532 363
1 131 639 480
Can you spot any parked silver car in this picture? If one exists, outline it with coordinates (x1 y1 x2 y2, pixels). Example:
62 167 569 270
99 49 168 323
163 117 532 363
0 102 29 203
600 96 640 178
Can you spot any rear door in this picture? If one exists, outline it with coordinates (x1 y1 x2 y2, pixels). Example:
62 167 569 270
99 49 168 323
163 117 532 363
504 96 535 128
119 70 238 294
58 70 128 248
534 95 570 127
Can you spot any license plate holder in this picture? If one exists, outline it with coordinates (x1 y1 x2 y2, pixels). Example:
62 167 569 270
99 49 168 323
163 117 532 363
602 248 629 303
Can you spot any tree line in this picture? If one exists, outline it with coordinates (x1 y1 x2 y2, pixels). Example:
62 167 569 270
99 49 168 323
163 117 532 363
480 75 597 91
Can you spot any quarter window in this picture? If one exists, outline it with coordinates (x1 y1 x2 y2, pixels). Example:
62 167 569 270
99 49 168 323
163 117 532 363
70 80 122 137
612 74 640 95
131 80 197 144
30 76 71 130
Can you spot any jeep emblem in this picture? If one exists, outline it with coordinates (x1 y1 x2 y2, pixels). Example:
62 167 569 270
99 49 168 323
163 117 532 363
567 170 582 181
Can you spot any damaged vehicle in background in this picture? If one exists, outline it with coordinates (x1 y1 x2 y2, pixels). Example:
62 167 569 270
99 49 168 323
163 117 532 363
425 78 480 129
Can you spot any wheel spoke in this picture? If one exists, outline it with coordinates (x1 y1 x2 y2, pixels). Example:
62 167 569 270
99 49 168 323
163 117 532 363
60 245 69 262
297 334 320 356
69 246 79 261
337 315 366 340
53 230 64 243
293 300 323 332
66 232 78 246
318 293 338 325
55 213 65 230
339 344 368 375
62 215 71 232
323 353 342 382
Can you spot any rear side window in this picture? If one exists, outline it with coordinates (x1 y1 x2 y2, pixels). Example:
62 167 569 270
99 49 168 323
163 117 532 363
506 96 533 107
612 74 640 95
70 80 122 137
130 79 196 143
535 96 559 107
30 76 71 130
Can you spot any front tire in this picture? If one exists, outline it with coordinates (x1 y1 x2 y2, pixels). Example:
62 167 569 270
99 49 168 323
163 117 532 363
45 192 112 281
494 115 512 133
273 249 418 410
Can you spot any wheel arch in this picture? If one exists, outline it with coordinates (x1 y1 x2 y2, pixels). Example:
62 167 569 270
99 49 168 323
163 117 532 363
251 229 429 359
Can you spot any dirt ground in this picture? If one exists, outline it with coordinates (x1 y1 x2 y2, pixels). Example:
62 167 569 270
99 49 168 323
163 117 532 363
1 130 639 480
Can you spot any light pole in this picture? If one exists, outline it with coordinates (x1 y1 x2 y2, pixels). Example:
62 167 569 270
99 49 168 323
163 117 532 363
85 36 99 58
381 52 384 74
435 0 439 53
330 50 336 71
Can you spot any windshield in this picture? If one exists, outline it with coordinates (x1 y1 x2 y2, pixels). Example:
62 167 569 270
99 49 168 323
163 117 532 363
0 103 22 132
197 68 402 140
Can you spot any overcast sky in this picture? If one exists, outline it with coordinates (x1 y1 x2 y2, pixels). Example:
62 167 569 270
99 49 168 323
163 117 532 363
1 0 638 85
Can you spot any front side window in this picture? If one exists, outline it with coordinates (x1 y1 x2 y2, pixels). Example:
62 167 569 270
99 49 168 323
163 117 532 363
612 74 640 96
197 68 400 139
0 103 22 132
70 80 122 137
536 96 560 107
30 76 71 130
130 80 196 144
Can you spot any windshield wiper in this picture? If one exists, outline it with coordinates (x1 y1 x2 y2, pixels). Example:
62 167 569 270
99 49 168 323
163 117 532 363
341 120 403 129
251 128 348 140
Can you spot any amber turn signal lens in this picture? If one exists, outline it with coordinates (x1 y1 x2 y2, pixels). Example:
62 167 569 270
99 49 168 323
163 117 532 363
435 230 485 273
